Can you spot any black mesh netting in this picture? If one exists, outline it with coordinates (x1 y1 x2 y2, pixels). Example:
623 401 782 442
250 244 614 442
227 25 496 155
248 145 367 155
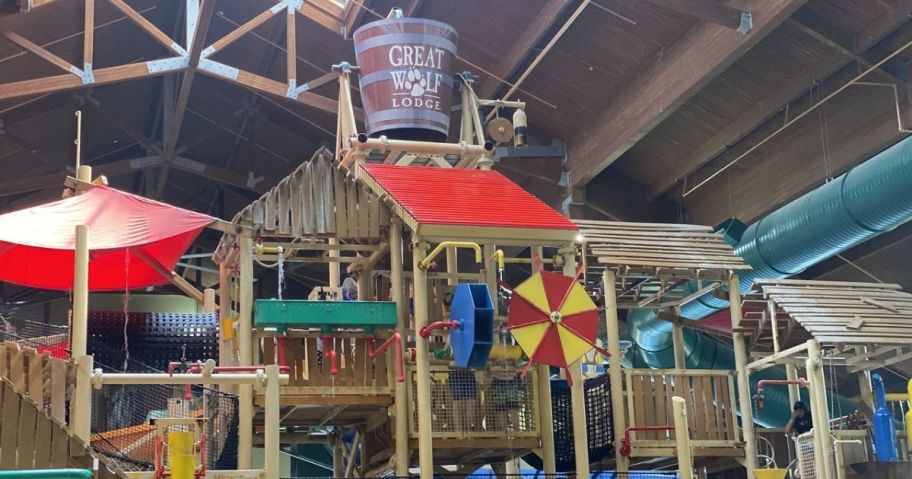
81 310 234 473
89 354 239 473
0 313 69 358
524 374 614 472
87 311 219 371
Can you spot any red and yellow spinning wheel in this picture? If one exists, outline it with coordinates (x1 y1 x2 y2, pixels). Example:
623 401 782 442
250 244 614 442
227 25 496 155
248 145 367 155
508 271 601 373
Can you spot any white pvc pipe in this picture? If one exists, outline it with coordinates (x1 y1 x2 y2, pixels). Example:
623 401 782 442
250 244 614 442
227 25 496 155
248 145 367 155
672 396 693 479
93 371 289 386
263 365 280 479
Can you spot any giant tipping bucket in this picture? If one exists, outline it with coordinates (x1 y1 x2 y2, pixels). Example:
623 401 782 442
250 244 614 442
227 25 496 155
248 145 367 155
353 17 458 142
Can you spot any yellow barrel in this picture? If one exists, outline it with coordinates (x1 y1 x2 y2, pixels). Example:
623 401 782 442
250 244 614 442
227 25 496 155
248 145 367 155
168 431 196 479
753 469 788 479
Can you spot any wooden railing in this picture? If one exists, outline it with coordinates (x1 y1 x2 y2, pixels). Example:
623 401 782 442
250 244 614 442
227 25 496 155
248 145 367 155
625 369 741 452
259 334 393 396
0 342 124 478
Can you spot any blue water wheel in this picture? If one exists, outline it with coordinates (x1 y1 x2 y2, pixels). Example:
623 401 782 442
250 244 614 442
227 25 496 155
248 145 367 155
449 283 494 368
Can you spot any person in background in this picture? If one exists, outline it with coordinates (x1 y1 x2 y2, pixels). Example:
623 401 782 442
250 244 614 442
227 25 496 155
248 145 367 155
341 274 358 301
786 401 813 436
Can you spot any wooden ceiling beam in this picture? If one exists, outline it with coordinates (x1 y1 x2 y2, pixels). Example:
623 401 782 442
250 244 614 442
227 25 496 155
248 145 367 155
648 0 912 199
565 0 805 189
171 156 267 193
155 0 216 198
105 0 186 56
0 60 186 101
0 30 81 75
341 0 369 37
642 0 752 32
477 0 572 100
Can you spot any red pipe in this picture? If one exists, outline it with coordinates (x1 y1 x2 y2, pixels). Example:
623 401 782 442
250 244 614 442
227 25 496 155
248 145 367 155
322 336 338 376
755 378 807 409
277 336 288 368
154 436 164 479
419 320 459 338
619 426 680 457
367 334 405 382
196 432 207 478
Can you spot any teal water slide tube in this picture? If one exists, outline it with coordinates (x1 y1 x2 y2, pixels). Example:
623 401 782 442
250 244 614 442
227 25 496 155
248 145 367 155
0 470 93 479
626 135 912 426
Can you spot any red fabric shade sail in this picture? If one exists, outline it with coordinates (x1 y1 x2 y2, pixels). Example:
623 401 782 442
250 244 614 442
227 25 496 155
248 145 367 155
0 186 215 291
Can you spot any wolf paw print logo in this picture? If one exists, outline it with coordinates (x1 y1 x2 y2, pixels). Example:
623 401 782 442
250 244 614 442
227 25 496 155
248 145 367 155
404 67 427 97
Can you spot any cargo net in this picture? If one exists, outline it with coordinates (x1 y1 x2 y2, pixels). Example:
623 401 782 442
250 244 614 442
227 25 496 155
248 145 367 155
525 374 614 472
0 311 69 359
89 356 239 473
414 366 538 437
796 431 816 479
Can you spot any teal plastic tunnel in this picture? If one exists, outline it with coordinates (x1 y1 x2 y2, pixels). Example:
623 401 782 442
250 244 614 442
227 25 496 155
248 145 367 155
626 135 912 426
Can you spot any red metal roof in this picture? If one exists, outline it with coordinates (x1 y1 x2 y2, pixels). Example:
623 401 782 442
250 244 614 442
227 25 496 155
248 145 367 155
360 164 577 230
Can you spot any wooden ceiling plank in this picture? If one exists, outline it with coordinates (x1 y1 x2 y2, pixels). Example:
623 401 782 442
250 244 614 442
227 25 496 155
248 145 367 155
106 0 186 56
567 0 805 189
642 0 751 32
477 0 572 100
0 30 80 75
647 0 912 198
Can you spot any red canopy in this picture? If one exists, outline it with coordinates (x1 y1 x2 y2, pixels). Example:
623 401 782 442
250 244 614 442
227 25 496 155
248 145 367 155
0 186 215 291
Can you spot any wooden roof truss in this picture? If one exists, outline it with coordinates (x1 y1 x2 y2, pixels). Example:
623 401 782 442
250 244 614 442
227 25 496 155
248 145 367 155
575 220 750 309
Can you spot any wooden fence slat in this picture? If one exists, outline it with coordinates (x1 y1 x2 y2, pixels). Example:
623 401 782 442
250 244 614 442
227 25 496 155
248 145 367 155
33 413 52 469
712 377 725 440
16 399 38 469
278 180 290 234
374 338 387 388
700 376 714 440
334 168 348 238
720 375 735 439
653 375 667 440
291 170 304 236
323 156 336 233
262 338 275 366
692 376 707 440
28 351 45 405
307 338 320 387
0 343 7 378
357 187 369 238
368 192 380 238
346 178 358 237
1 382 22 468
302 161 315 235
9 346 25 392
49 422 68 467
49 359 66 423
312 158 327 234
264 189 277 232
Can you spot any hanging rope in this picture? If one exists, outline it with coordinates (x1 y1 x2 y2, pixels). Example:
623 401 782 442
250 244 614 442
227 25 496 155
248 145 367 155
121 249 131 371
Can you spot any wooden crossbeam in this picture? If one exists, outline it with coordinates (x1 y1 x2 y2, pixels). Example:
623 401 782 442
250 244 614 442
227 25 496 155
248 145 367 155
0 60 186 101
567 0 803 189
478 0 573 99
156 0 216 198
202 3 280 58
106 0 185 55
1 30 80 75
642 0 751 31
83 0 93 71
647 0 912 198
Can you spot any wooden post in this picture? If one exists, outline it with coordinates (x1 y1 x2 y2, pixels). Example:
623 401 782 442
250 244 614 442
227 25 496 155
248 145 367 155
786 364 801 407
857 370 875 412
482 244 497 311
71 224 90 358
671 310 687 370
729 275 758 478
238 234 254 469
564 248 589 478
806 339 834 479
446 247 458 287
263 364 280 479
70 355 93 444
412 239 434 479
203 288 216 313
218 262 231 367
329 237 341 296
390 221 410 477
532 246 556 474
672 396 693 479
603 268 628 472
332 433 344 478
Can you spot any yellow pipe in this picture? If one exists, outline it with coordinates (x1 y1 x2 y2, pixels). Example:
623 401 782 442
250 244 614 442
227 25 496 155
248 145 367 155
489 249 505 270
886 393 909 402
418 241 481 270
255 245 283 256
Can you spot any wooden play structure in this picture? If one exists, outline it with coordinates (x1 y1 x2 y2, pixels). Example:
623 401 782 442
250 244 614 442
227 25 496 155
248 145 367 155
577 220 755 475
